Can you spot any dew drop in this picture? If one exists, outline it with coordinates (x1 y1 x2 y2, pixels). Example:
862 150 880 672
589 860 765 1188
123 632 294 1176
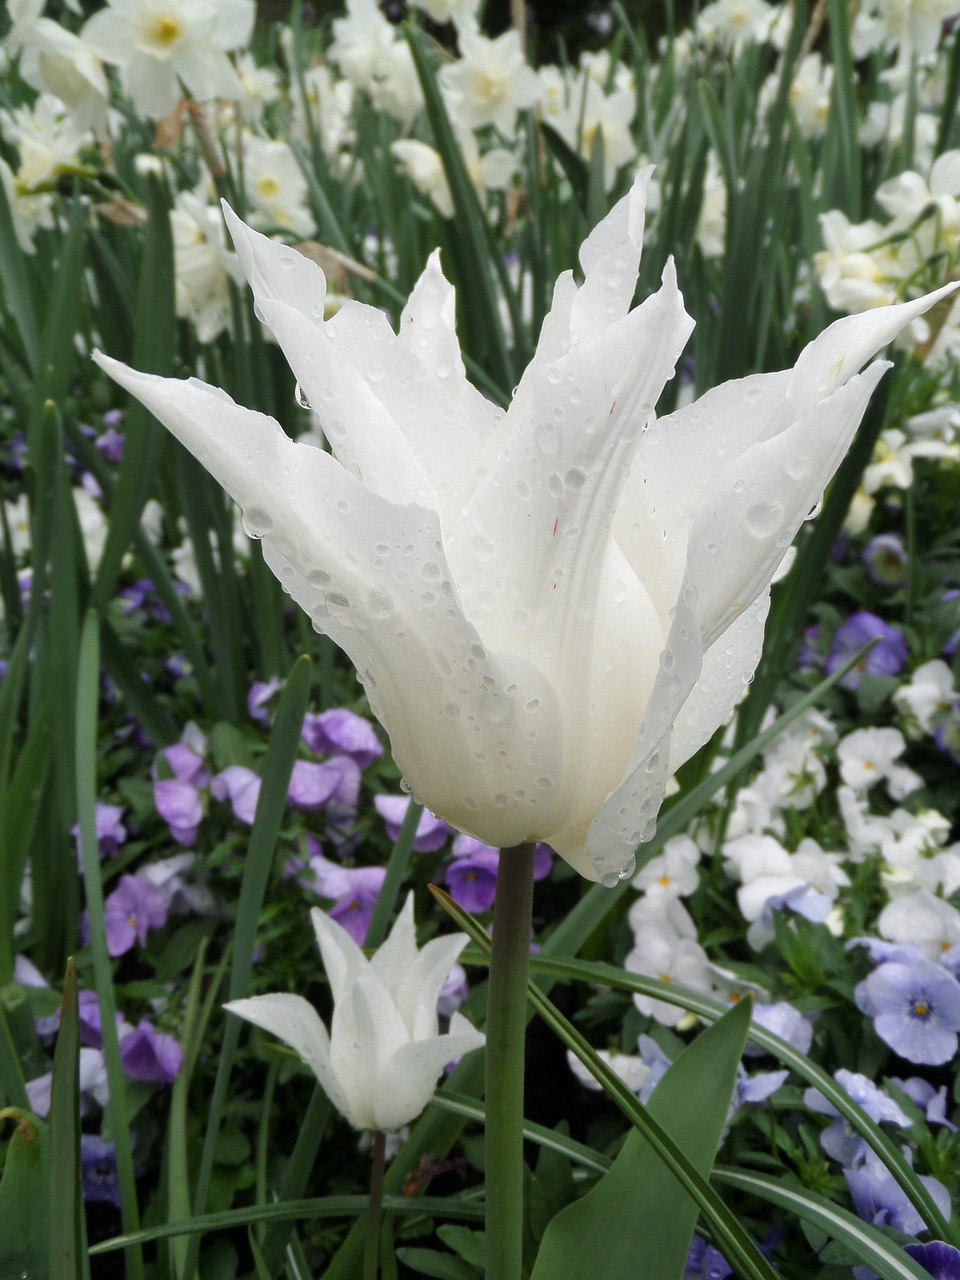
241 506 273 539
516 478 532 500
547 472 563 497
399 778 412 794
601 870 620 889
444 703 462 719
564 466 586 490
745 499 784 538
805 498 823 521
367 587 395 619
471 533 496 559
421 561 442 581
294 382 312 411
524 698 540 712
620 853 637 879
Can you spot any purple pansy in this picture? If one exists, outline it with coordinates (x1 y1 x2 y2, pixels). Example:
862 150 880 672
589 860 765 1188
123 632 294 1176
863 533 908 588
804 1069 909 1165
103 874 167 956
119 1020 183 1083
826 611 908 690
846 1149 951 1235
934 708 960 765
80 1134 122 1206
211 765 261 824
891 1077 957 1130
287 839 387 944
302 708 383 767
746 1002 814 1057
855 957 960 1065
154 778 203 845
684 1235 732 1280
444 837 554 912
96 424 125 463
374 795 452 852
904 1242 960 1279
286 759 343 811
248 677 282 722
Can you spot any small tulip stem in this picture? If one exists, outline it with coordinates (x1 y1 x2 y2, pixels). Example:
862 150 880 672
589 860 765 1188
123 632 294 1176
363 1130 387 1280
485 841 536 1280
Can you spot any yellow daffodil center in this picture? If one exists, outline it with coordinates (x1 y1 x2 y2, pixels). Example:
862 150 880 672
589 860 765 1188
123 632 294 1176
256 176 280 201
152 15 182 47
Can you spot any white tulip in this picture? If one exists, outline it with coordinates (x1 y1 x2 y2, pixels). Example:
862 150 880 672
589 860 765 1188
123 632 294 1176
93 170 957 883
225 895 483 1133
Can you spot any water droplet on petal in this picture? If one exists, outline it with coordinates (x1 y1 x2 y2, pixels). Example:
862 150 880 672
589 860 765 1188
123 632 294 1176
805 499 823 521
241 506 273 539
367 587 395 619
601 870 620 889
745 499 784 538
294 382 312 410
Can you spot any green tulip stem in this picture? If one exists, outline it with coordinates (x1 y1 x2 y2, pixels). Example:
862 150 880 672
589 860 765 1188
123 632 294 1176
363 1130 387 1280
485 841 537 1280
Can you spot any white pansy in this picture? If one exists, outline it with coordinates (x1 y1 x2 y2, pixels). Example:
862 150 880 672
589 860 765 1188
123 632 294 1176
878 890 960 960
226 895 483 1132
329 0 399 93
625 929 712 1026
894 660 957 733
814 212 898 314
93 172 956 882
632 833 701 897
82 0 254 119
837 726 913 791
566 1047 652 1094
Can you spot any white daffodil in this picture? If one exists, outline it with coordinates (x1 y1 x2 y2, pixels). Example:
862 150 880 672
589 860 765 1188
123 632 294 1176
225 895 483 1133
94 170 956 884
82 0 254 119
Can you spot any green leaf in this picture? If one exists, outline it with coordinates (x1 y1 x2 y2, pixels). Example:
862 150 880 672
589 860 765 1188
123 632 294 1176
529 1000 752 1280
48 959 84 1280
715 1170 935 1280
437 1224 486 1267
395 1247 482 1279
0 1110 50 1278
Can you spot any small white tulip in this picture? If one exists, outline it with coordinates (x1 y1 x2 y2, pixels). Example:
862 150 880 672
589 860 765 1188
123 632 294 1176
225 895 484 1133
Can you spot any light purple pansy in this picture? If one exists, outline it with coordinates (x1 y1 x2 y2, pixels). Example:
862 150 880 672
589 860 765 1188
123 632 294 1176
374 794 452 852
81 1134 122 1206
302 708 383 767
211 765 262 824
103 874 168 956
804 1069 909 1165
855 956 960 1065
286 759 344 811
154 779 204 846
826 610 908 690
119 1020 183 1084
248 676 283 722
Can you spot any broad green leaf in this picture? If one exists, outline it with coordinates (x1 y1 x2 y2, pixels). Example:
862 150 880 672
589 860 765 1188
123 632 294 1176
0 1109 50 1278
529 1000 752 1280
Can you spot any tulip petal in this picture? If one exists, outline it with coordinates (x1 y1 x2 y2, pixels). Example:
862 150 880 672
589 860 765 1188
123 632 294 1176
667 591 770 771
688 364 887 649
586 578 704 879
224 208 502 527
92 354 564 848
374 1016 485 1132
785 281 959 410
618 369 791 623
402 933 470 1040
311 906 369 1006
571 166 651 342
221 201 328 325
331 974 410 1130
448 262 692 836
224 993 354 1122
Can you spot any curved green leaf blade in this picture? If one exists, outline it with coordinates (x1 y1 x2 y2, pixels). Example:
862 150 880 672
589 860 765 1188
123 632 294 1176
530 1000 751 1280
715 1169 935 1280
